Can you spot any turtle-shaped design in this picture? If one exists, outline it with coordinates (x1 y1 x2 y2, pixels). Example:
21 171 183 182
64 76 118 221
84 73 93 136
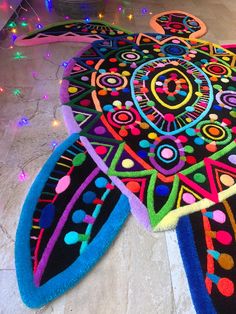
15 14 236 313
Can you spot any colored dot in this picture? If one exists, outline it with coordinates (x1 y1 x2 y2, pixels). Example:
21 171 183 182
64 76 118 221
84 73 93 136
228 154 236 165
64 231 79 245
80 99 91 106
82 191 97 204
109 58 117 62
113 100 122 107
161 148 174 159
148 132 157 140
155 185 170 196
194 173 206 183
139 140 150 148
186 156 196 164
220 174 234 187
95 177 108 188
147 100 155 106
195 91 203 97
137 150 148 158
194 137 204 145
98 89 107 96
217 278 234 297
164 113 175 122
208 126 220 136
72 210 86 223
126 181 141 193
183 192 196 204
184 145 194 153
95 146 107 155
68 87 78 93
86 60 94 66
122 71 131 76
221 78 229 83
81 76 89 81
186 128 196 136
209 113 218 121
122 158 134 168
75 114 85 122
185 106 194 112
94 126 106 135
140 122 149 129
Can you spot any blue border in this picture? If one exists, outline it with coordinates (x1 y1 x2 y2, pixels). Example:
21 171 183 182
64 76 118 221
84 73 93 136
130 57 214 136
176 216 216 314
15 134 130 308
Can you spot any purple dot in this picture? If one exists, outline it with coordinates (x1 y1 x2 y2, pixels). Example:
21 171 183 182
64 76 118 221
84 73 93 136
94 126 106 135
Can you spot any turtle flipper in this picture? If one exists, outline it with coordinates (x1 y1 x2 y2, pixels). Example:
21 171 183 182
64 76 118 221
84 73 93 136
177 195 236 314
14 20 130 46
15 134 130 308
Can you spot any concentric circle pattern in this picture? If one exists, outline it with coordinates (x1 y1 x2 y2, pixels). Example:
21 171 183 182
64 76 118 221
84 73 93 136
63 33 236 230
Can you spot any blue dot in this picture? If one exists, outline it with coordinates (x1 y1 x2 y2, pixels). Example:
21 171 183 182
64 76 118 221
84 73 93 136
103 104 113 112
98 69 106 73
64 231 79 245
213 105 222 111
137 150 148 158
82 191 96 204
155 185 170 196
141 76 149 80
123 88 130 93
72 210 86 223
194 137 204 145
95 177 108 188
159 75 166 80
186 128 196 136
179 91 187 96
185 106 194 112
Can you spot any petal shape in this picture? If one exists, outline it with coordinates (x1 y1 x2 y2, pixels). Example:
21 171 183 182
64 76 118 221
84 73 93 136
14 20 130 46
15 134 130 308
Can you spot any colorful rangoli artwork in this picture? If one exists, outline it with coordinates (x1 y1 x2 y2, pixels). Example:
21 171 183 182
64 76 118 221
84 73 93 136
149 10 207 39
14 14 236 313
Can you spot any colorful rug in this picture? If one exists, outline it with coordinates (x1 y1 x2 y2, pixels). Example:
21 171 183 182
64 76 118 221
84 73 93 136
150 10 207 39
15 16 236 312
15 20 130 46
177 196 236 314
61 33 236 232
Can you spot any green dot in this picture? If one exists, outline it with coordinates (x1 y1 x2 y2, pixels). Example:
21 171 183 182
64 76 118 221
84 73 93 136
147 100 155 106
230 111 236 118
75 114 85 122
72 153 86 166
185 145 194 153
213 84 222 91
228 86 236 91
194 173 206 183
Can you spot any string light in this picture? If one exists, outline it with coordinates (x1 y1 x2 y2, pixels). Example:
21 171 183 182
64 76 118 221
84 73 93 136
98 13 104 19
18 116 30 127
18 170 28 182
36 23 43 29
13 88 21 96
13 51 26 59
20 21 28 27
128 14 133 21
52 119 60 127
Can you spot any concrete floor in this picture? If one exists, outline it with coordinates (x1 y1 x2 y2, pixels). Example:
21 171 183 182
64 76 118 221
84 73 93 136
0 0 235 313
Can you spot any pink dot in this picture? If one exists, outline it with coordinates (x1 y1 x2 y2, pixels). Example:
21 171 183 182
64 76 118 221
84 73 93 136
177 135 188 143
95 146 107 155
111 91 119 96
94 126 106 135
164 113 175 122
172 39 180 44
161 148 174 159
182 192 196 204
216 230 232 245
80 99 91 106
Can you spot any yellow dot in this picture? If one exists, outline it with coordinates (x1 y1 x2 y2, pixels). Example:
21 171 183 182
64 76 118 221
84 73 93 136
154 49 160 52
220 174 235 187
195 91 203 97
186 117 192 122
122 158 134 169
148 132 157 140
68 87 78 93
222 57 230 61
122 71 131 76
209 113 218 121
127 36 134 40
119 63 127 67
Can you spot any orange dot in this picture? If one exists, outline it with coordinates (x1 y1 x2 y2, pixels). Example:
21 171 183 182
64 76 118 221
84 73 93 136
98 89 107 96
208 126 220 136
118 113 129 121
126 181 141 193
140 87 149 93
147 114 155 121
143 38 151 42
210 76 218 82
